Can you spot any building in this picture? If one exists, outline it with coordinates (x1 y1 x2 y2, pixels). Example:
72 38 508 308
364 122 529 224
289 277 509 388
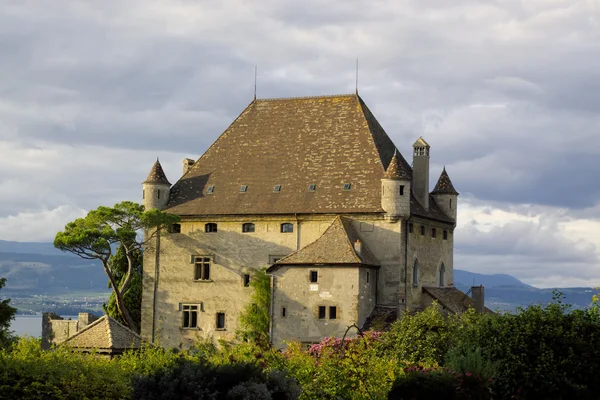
141 93 480 349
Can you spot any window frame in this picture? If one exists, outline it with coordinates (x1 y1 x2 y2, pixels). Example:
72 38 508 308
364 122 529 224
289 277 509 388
308 184 317 192
309 270 318 283
170 223 181 233
281 223 294 233
242 222 255 233
273 185 282 192
215 312 226 330
443 230 448 240
181 304 201 329
240 185 248 193
439 263 446 287
207 185 215 194
412 259 419 287
432 228 437 238
408 223 413 233
318 306 326 319
399 185 405 195
243 274 251 287
343 183 352 191
205 223 218 233
420 225 425 236
329 306 337 320
193 256 212 281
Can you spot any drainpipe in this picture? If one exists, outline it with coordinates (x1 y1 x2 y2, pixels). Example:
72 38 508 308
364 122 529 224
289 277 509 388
269 274 275 344
403 216 412 314
295 213 300 250
151 229 160 343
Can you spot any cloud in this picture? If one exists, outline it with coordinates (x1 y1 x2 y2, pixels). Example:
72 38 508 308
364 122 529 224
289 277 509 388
0 205 88 242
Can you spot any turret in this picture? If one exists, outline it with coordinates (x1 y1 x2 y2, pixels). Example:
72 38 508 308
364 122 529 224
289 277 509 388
381 150 411 220
431 167 459 222
412 137 430 209
142 159 171 210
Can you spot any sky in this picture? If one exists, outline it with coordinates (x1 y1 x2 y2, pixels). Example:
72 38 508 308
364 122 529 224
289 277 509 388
0 0 599 288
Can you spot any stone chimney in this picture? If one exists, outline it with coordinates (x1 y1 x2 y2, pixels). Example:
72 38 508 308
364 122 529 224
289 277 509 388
471 285 485 313
412 137 430 209
353 239 362 257
183 158 195 175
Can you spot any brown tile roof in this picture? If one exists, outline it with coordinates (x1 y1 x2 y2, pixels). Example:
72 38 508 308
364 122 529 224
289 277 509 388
267 216 379 270
143 159 171 186
166 94 412 216
62 316 144 352
384 150 411 180
431 167 459 195
422 286 493 314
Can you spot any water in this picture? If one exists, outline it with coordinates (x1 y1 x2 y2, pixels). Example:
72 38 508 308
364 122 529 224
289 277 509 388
10 315 78 338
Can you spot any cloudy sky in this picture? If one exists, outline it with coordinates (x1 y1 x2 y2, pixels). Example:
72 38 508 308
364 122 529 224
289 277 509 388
0 0 599 287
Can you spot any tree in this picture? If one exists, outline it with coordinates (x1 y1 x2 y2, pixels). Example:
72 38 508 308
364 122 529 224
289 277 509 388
0 277 17 348
237 268 271 348
103 244 143 331
54 201 179 332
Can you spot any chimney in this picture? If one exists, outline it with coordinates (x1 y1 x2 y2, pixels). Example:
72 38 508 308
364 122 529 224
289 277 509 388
412 137 430 209
182 158 195 175
471 285 485 313
353 239 362 257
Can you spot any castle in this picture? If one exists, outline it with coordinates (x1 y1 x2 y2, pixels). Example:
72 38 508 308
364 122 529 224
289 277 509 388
140 94 482 349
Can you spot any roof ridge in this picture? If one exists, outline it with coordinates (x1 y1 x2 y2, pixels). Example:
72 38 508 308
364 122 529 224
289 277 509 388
255 93 356 102
105 315 145 341
336 216 362 264
106 316 114 348
62 315 106 343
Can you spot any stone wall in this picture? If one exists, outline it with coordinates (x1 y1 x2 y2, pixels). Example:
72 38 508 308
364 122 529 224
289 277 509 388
41 312 99 349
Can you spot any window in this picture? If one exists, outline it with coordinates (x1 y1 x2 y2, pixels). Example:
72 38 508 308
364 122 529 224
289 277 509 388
242 223 255 233
194 257 211 281
366 271 370 283
281 223 294 233
243 274 250 287
432 228 437 238
205 223 218 233
207 185 215 194
143 190 145 199
157 190 160 199
420 225 425 236
439 263 446 287
412 259 419 287
343 183 351 191
329 306 337 320
216 312 226 330
282 307 287 318
409 223 413 233
310 270 318 283
274 185 281 192
170 223 181 233
308 184 316 192
240 185 247 193
181 304 199 328
318 306 326 319
400 185 405 195
449 199 452 210
443 230 448 240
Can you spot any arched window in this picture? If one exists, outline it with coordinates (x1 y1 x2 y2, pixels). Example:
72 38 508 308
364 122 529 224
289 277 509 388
439 263 446 287
281 223 294 233
205 223 218 233
242 223 255 233
412 259 419 287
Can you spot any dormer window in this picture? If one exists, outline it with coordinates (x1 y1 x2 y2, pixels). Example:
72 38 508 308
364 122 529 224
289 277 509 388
207 185 215 194
240 185 248 193
274 185 281 192
343 183 351 191
308 184 316 192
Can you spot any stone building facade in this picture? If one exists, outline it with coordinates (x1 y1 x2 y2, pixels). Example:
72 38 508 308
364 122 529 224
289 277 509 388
140 94 475 349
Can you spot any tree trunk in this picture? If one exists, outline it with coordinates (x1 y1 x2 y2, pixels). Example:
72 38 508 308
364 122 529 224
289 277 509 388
102 260 138 332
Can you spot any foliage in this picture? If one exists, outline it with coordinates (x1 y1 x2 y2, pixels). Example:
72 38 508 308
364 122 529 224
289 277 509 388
0 277 17 348
104 244 143 332
54 201 179 331
445 346 497 380
237 268 271 347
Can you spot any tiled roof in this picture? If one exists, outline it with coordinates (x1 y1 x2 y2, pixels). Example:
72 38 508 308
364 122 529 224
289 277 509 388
431 167 458 195
267 216 379 270
165 94 412 216
383 151 411 180
62 316 144 351
143 160 171 186
422 286 493 314
413 137 430 147
411 194 455 223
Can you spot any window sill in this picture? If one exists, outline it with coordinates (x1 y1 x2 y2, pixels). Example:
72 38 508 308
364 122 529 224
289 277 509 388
193 279 213 283
180 327 201 331
215 328 227 331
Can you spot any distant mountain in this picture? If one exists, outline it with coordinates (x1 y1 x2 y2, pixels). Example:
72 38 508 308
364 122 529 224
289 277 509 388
0 240 66 256
454 270 533 289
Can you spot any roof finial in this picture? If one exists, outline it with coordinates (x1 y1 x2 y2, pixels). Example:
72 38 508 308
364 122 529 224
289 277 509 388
355 58 359 95
156 156 159 162
254 65 257 101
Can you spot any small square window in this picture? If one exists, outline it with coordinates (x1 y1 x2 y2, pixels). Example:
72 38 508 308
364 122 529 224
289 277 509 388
274 185 281 192
310 270 318 283
243 274 250 287
400 185 405 195
443 230 448 240
308 184 316 192
242 223 255 233
329 306 337 320
432 228 437 238
170 223 181 233
216 312 225 330
318 306 326 319
281 223 294 233
240 185 248 193
282 307 287 318
420 225 425 236
207 185 215 194
343 183 351 191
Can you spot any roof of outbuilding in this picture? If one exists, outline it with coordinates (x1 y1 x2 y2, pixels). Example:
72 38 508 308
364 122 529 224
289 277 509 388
143 160 171 186
431 167 459 195
267 216 379 270
165 94 412 216
62 315 144 352
422 286 493 314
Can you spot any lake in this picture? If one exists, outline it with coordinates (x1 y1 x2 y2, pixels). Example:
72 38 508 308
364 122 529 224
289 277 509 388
10 315 78 338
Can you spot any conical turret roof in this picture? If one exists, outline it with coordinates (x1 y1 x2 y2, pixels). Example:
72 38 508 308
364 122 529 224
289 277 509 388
143 159 171 186
384 150 412 180
431 167 458 195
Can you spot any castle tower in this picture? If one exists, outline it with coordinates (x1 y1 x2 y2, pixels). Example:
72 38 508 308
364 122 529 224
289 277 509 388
381 150 411 220
431 167 459 222
142 159 171 210
412 137 430 209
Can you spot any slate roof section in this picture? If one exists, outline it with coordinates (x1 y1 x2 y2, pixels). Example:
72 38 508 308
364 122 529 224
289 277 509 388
267 216 379 270
166 94 412 216
411 194 455 223
422 286 493 314
431 167 459 195
62 315 144 353
143 159 171 186
383 151 412 180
